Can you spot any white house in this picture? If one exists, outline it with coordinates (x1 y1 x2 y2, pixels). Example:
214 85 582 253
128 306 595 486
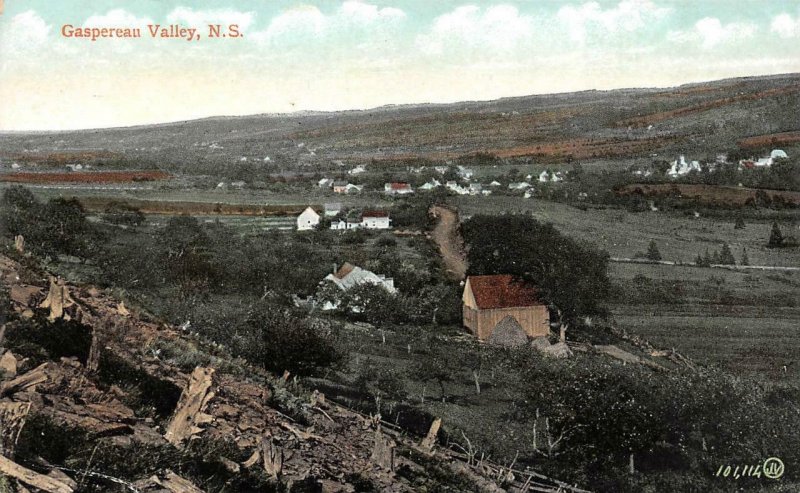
318 178 334 188
330 220 347 230
469 183 483 195
489 180 502 187
320 263 397 310
348 165 366 175
361 210 392 229
420 179 441 190
345 184 364 194
445 181 470 195
457 166 474 180
771 149 788 159
508 182 531 190
538 171 550 183
667 155 702 177
297 207 320 231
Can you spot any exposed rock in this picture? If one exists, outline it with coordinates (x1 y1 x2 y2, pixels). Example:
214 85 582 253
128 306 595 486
542 342 573 359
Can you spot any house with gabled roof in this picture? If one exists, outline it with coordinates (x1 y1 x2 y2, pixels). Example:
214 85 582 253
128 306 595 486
320 262 397 310
296 207 320 231
384 182 414 195
462 274 550 340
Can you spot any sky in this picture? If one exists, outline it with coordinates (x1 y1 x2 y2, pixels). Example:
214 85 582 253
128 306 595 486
1 0 799 131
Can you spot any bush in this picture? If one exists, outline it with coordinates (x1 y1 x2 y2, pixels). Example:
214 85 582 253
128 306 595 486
234 302 344 377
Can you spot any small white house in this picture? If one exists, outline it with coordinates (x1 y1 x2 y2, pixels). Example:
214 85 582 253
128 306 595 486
538 171 550 183
345 184 364 194
771 149 788 159
508 182 531 190
361 210 392 229
348 165 366 175
420 179 441 190
318 178 334 188
297 207 320 231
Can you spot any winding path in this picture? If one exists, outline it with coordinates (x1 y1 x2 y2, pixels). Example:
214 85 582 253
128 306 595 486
429 205 468 280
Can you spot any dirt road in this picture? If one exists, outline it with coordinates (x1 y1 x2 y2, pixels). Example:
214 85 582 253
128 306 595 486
429 205 467 280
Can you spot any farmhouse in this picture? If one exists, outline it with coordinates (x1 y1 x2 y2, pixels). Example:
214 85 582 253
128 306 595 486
361 210 392 229
296 207 320 231
384 182 414 195
320 262 396 310
462 275 550 341
329 210 391 230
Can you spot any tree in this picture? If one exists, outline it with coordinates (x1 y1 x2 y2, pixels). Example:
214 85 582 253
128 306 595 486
236 302 343 377
734 217 745 230
768 222 784 248
159 216 217 297
463 215 611 323
646 240 662 261
740 248 749 266
718 243 735 265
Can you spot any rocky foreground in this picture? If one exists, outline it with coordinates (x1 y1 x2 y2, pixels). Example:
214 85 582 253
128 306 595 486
0 252 588 493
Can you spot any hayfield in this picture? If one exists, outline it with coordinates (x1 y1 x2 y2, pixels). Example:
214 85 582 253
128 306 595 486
610 261 800 383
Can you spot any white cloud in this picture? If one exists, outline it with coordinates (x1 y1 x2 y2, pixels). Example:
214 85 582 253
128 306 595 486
557 0 671 43
770 13 800 38
85 9 153 28
252 1 405 47
0 10 50 54
416 5 535 56
166 7 255 31
668 17 757 49
339 1 405 23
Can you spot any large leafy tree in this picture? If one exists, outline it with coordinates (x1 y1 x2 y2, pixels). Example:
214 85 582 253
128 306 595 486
462 214 611 322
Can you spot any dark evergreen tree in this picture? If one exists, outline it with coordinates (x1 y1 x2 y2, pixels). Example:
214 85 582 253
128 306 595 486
734 216 745 229
646 240 662 261
740 248 749 266
768 222 784 247
718 243 736 265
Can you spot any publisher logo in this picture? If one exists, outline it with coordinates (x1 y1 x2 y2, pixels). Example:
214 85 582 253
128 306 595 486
763 457 785 480
716 457 785 480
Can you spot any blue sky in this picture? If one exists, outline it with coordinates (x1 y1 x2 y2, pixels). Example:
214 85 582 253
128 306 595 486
1 0 799 130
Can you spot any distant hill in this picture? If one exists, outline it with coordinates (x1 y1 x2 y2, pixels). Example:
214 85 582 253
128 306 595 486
1 73 798 173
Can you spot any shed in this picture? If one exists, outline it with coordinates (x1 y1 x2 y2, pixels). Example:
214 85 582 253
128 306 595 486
463 275 550 340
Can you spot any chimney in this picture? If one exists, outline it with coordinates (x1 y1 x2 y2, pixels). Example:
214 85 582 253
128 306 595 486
332 263 337 274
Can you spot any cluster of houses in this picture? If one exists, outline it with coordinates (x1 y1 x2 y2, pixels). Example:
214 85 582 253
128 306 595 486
739 149 789 169
296 205 392 231
656 149 789 178
318 179 364 194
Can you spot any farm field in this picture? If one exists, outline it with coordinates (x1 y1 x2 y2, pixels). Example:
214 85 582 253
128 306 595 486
0 170 170 183
609 261 800 383
454 195 800 267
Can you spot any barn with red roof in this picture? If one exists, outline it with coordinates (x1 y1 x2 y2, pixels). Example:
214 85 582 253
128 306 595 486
462 274 550 340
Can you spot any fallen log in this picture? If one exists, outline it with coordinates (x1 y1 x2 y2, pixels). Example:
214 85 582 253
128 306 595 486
164 367 215 446
420 418 441 452
0 455 74 493
0 363 49 397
